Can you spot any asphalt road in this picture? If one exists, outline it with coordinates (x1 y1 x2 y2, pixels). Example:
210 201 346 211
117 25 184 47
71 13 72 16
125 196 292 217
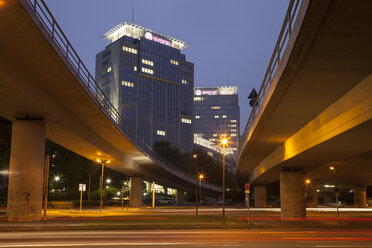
0 229 372 248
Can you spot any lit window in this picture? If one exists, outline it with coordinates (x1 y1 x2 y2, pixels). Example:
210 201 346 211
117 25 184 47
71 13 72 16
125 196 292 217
231 133 237 137
134 66 137 71
141 67 154 75
142 59 154 66
181 118 192 124
231 129 237 132
102 67 112 75
213 134 217 137
209 138 215 142
207 152 213 157
170 59 179 65
194 97 203 101
221 134 227 137
231 120 236 123
157 130 165 136
222 115 227 118
230 124 236 127
181 79 187 84
122 46 137 54
214 115 219 119
195 115 200 119
122 81 134 87
211 106 220 109
194 133 203 137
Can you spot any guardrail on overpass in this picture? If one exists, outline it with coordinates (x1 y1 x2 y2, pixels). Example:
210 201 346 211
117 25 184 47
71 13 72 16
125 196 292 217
21 0 221 192
239 0 302 155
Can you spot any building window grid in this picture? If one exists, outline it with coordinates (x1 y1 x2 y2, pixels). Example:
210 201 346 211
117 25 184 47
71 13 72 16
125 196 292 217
122 46 138 54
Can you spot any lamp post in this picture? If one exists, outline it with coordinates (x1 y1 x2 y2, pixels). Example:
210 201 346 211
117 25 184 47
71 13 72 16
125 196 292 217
96 159 111 213
330 166 339 216
221 138 227 220
199 174 204 209
193 154 198 215
305 178 311 206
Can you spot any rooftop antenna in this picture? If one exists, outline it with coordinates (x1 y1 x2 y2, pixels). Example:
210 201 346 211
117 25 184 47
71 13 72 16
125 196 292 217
131 1 134 23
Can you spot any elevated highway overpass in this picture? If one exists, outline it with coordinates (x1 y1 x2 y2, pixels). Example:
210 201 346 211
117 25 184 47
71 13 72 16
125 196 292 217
0 0 220 221
238 0 372 218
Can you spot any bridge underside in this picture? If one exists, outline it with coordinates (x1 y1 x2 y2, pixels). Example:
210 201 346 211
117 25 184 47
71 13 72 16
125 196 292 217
238 0 372 187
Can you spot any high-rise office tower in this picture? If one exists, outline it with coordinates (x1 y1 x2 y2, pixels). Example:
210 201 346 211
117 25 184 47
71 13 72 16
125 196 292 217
193 86 240 153
95 21 194 153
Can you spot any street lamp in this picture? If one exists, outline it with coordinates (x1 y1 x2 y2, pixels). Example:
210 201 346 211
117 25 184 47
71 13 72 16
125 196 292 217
199 174 204 209
330 166 339 216
106 178 111 184
96 158 111 212
221 137 228 220
193 154 198 215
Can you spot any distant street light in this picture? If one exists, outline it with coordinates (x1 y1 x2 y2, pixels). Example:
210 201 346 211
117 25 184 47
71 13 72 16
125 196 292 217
106 178 111 184
54 176 60 182
193 153 198 216
199 174 204 209
96 159 111 212
330 166 339 216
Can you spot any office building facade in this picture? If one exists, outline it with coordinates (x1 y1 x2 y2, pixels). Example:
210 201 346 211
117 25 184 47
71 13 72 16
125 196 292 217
95 21 194 153
194 86 240 153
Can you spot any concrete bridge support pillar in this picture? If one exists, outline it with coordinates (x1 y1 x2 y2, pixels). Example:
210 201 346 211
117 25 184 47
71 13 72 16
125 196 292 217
306 183 318 208
254 186 266 207
280 169 306 219
130 176 143 207
7 120 45 221
176 190 184 205
354 185 367 208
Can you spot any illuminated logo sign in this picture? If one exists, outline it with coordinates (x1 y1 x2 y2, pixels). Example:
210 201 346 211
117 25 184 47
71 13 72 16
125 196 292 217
144 32 153 40
195 89 218 96
144 32 172 47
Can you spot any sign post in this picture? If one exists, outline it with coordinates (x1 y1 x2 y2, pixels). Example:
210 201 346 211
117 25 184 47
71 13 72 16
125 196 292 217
79 184 86 212
245 183 250 225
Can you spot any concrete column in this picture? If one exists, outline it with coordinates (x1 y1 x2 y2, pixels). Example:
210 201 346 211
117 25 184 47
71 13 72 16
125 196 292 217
254 186 266 207
176 190 184 205
280 169 306 219
306 183 318 208
130 176 143 207
7 120 45 221
354 185 367 208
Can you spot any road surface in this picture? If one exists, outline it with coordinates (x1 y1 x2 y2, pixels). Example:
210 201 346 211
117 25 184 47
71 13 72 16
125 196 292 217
0 229 372 247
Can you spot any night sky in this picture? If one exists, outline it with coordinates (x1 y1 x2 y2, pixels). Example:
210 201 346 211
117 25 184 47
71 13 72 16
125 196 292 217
44 0 290 134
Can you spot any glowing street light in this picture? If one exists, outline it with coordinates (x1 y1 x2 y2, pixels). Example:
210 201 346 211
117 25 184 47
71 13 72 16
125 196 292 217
106 178 111 184
193 153 198 216
219 136 230 221
54 176 60 182
96 158 111 212
330 165 339 216
199 174 204 208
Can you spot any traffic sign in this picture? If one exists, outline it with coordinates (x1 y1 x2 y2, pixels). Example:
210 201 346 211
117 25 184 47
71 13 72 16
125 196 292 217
245 183 250 190
79 184 86 192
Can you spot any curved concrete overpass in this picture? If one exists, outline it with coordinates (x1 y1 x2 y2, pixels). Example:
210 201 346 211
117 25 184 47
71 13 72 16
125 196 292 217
0 0 220 219
237 0 372 216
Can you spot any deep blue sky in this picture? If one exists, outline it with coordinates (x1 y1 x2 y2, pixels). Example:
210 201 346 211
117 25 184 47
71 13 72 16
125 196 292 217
44 0 290 134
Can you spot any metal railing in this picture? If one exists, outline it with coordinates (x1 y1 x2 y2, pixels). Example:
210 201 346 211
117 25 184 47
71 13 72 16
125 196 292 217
239 0 302 155
22 0 221 191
